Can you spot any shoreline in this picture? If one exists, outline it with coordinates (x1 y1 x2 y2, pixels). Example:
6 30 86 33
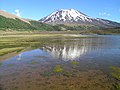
0 30 120 35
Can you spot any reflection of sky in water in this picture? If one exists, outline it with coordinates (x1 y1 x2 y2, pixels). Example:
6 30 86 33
2 49 51 65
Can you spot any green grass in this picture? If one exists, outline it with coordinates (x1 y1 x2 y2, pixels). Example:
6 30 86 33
0 15 36 30
110 66 120 73
0 47 25 56
111 72 120 80
0 62 2 66
116 83 120 90
110 66 120 90
110 66 120 80
7 64 14 67
30 61 37 65
53 65 63 73
71 61 79 65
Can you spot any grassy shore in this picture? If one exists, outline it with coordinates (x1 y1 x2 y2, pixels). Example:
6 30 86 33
0 28 120 35
0 34 62 56
1 33 82 57
0 29 120 57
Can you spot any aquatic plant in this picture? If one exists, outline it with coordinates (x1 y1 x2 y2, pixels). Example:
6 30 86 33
53 65 63 73
110 66 120 80
110 66 120 90
71 61 79 65
7 64 14 67
111 73 120 80
41 71 54 77
0 62 2 66
116 83 120 90
30 61 37 65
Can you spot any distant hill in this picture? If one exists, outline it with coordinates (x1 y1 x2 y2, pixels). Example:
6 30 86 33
0 10 30 24
0 10 59 31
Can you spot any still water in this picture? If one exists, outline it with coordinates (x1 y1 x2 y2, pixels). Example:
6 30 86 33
0 35 120 90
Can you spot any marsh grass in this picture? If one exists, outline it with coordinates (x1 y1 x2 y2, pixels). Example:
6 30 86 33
0 47 25 56
7 64 14 67
110 66 120 80
71 61 79 65
0 33 93 56
110 66 120 90
110 66 120 73
53 65 63 73
41 71 54 77
0 62 2 66
30 61 37 65
0 34 66 57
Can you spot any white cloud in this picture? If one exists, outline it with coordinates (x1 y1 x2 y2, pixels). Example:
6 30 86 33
15 9 21 17
99 12 110 16
3 10 6 12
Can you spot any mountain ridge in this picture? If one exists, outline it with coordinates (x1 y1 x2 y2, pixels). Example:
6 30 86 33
39 9 120 28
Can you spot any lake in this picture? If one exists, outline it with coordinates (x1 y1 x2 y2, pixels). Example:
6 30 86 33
0 34 120 90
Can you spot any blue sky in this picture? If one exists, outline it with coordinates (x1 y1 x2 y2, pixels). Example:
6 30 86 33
1 0 120 22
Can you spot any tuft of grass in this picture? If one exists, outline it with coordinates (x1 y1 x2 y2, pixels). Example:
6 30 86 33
110 66 120 90
116 83 120 90
7 64 14 67
110 66 120 80
0 62 2 66
30 61 37 65
41 71 54 77
110 66 120 73
71 61 79 65
111 73 120 80
53 65 63 73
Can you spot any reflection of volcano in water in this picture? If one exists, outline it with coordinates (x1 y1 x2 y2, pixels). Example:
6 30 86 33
42 38 107 61
42 44 88 61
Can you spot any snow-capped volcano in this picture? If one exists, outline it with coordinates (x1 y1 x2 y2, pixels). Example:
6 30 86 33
40 9 92 23
39 9 120 27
